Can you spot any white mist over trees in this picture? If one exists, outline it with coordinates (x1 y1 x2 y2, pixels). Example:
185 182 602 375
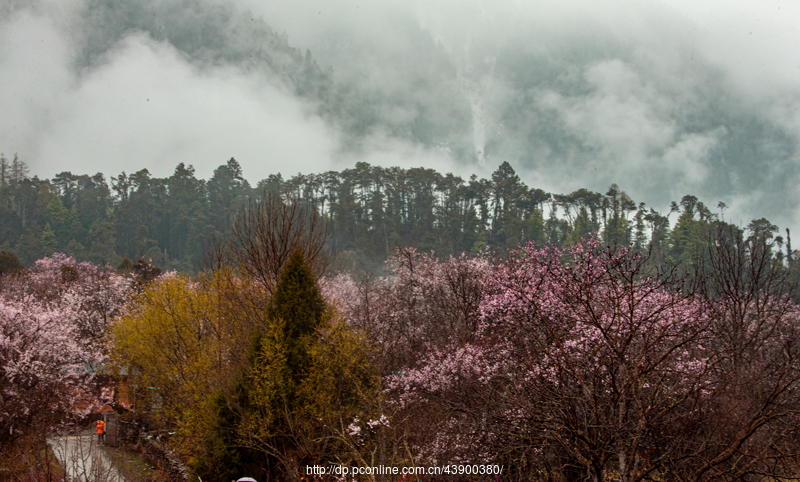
1 0 800 234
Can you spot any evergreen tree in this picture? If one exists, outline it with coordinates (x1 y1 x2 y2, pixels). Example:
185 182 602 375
265 248 327 373
633 203 648 251
40 223 57 256
0 154 8 186
199 249 354 481
670 195 710 267
15 227 44 264
527 208 546 246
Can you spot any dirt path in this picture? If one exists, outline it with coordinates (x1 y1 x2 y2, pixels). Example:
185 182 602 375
48 433 125 482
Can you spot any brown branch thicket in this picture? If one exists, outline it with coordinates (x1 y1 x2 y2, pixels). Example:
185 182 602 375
202 190 334 294
675 223 800 482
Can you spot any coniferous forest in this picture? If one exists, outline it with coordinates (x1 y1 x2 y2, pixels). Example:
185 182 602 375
1 153 790 274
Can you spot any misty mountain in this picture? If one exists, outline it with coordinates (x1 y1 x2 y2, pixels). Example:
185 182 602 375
1 0 798 232
74 0 476 159
487 40 798 209
77 0 331 100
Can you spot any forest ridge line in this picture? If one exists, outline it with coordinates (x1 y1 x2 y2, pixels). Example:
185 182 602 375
0 153 789 271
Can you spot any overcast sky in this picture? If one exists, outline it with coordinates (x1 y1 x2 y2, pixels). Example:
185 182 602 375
1 0 799 232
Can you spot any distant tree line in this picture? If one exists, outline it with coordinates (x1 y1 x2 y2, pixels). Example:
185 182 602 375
0 152 794 273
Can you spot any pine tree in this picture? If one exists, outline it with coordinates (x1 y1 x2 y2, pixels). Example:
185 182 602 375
267 248 326 347
40 223 57 256
0 154 8 186
199 249 331 481
527 208 546 246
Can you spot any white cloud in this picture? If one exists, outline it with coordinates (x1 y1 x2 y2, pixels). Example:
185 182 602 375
0 14 338 181
661 129 726 184
0 11 73 162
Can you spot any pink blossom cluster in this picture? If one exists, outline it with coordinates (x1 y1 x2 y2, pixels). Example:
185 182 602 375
327 240 747 473
325 248 491 373
0 254 133 444
482 240 712 388
4 253 133 339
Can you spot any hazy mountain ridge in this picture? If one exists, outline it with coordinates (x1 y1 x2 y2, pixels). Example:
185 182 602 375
77 0 330 98
70 0 477 160
1 0 798 232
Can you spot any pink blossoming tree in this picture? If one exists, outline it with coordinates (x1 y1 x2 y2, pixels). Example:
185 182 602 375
379 237 800 481
0 254 133 451
323 248 493 471
324 247 491 374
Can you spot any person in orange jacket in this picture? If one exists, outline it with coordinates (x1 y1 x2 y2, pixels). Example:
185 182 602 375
96 419 105 445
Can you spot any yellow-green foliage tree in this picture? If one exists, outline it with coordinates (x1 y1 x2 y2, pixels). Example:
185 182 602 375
196 249 380 482
107 271 257 456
